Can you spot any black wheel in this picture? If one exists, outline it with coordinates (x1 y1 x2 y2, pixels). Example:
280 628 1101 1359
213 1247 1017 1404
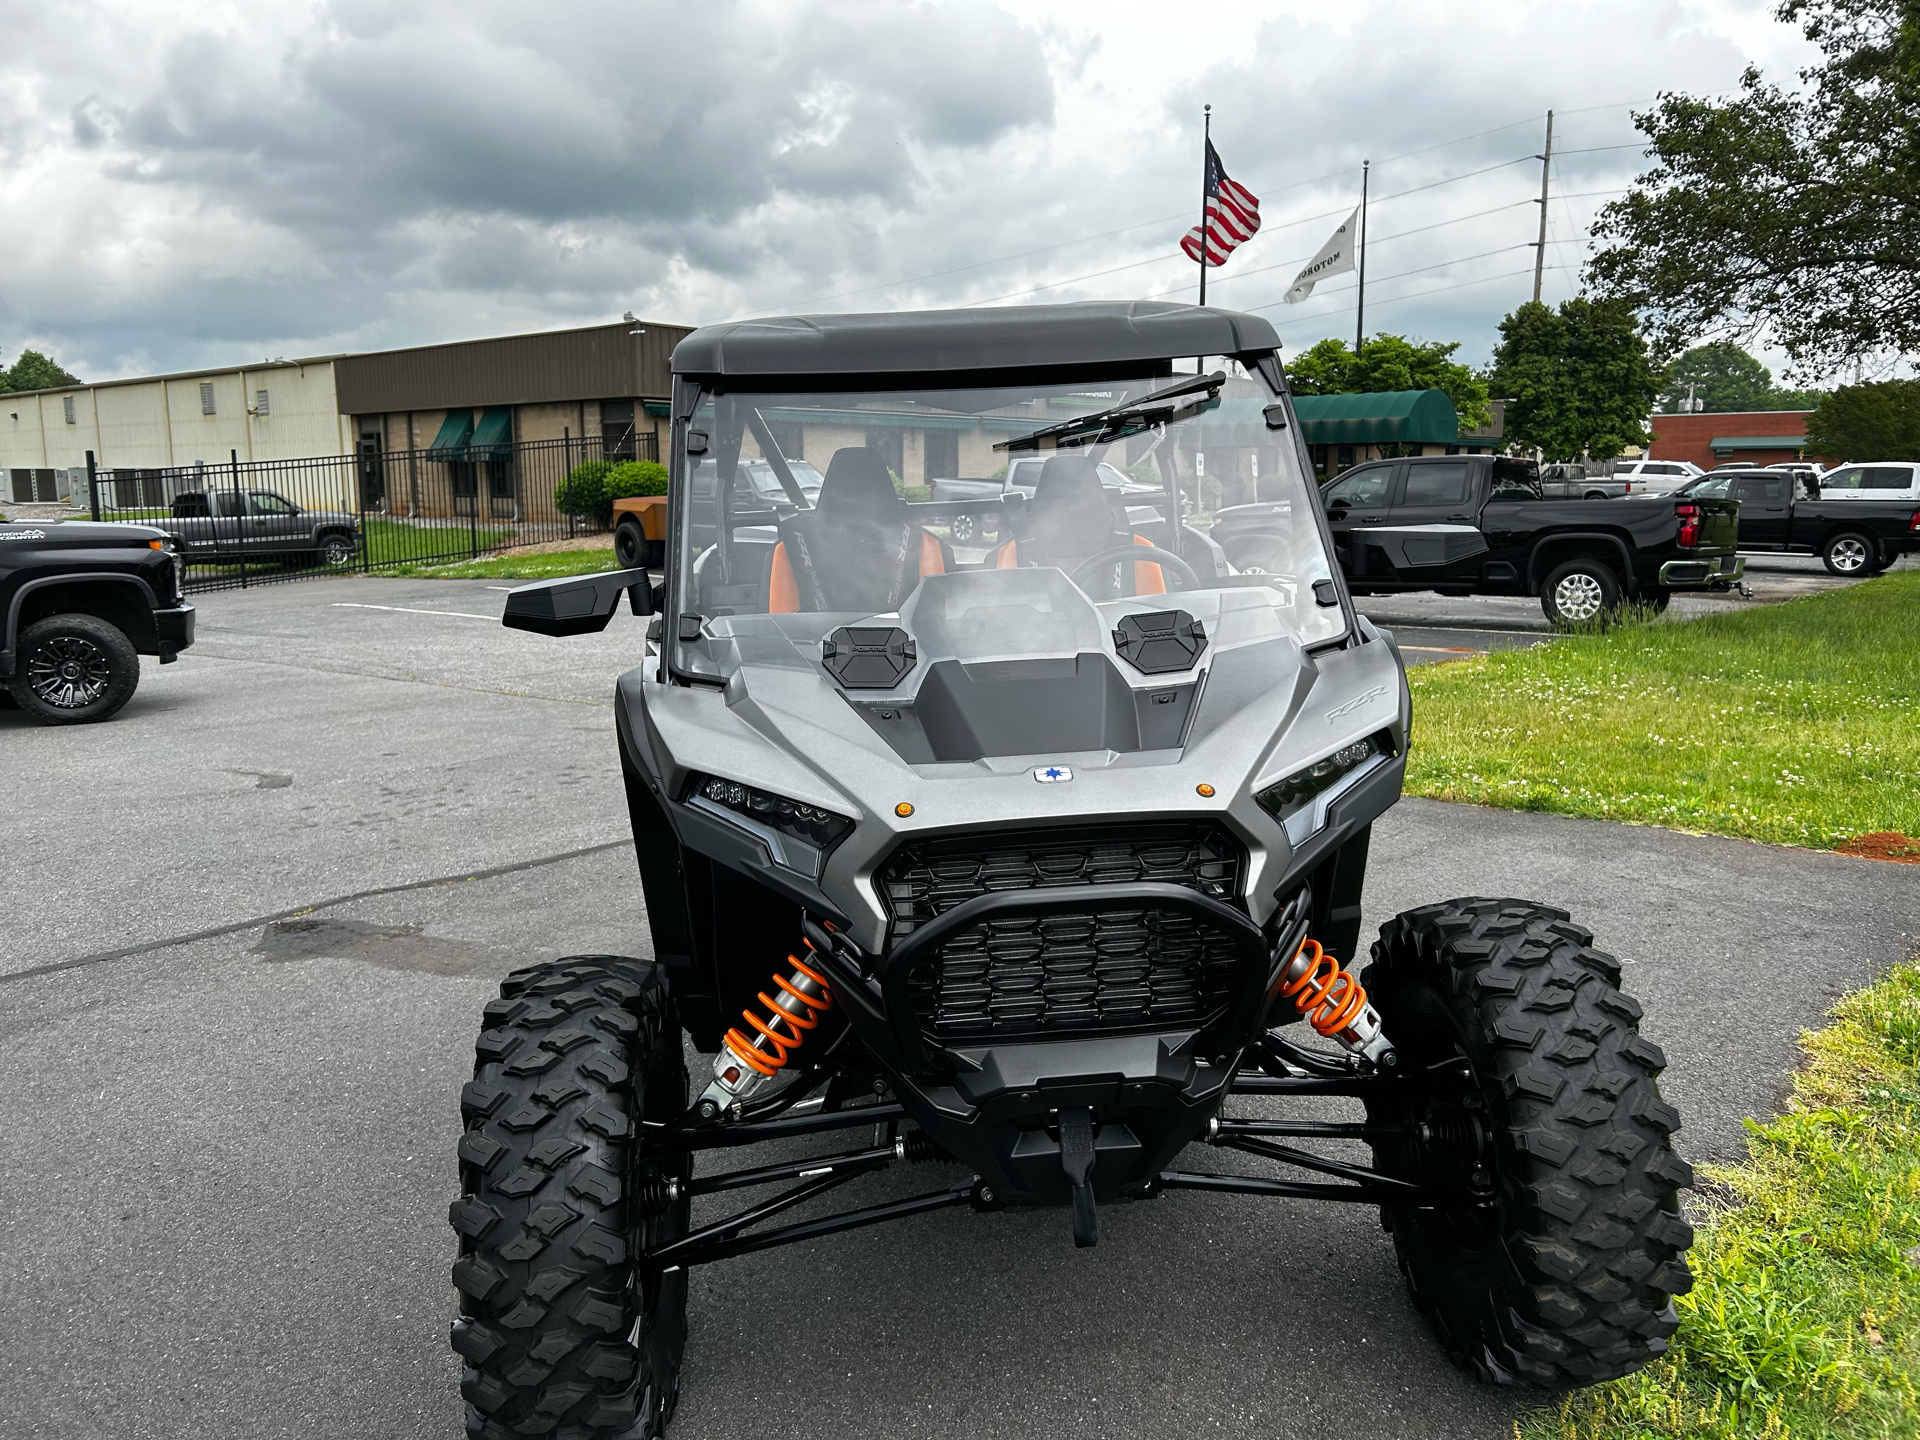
317 532 356 568
452 957 691 1440
1583 490 1610 501
7 613 140 724
614 520 646 569
1822 531 1875 576
1540 559 1622 628
1360 899 1693 1388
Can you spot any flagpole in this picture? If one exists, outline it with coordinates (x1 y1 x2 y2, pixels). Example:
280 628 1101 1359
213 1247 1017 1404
1196 105 1211 308
1355 159 1370 354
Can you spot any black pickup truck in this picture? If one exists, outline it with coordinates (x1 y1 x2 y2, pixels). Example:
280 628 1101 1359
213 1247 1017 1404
1674 468 1920 575
1212 453 1744 624
0 520 194 723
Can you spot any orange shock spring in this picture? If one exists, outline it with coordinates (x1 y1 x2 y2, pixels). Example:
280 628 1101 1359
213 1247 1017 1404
722 950 835 1079
1276 939 1394 1064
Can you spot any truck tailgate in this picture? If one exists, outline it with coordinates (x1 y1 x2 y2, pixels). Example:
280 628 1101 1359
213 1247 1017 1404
1693 499 1739 551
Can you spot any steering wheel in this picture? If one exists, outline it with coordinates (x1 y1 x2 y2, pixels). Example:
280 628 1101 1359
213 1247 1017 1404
1067 543 1202 597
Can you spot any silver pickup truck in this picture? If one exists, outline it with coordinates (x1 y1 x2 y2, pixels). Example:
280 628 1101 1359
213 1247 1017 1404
929 456 1159 541
159 488 362 567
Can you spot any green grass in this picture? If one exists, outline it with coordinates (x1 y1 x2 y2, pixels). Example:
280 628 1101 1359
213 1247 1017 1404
1522 955 1920 1440
1404 570 1920 850
377 545 620 580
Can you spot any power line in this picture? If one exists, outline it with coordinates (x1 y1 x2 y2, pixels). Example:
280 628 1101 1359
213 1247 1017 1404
701 101 1660 323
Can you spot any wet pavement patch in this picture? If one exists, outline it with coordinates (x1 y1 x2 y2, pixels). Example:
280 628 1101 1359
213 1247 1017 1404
250 916 496 973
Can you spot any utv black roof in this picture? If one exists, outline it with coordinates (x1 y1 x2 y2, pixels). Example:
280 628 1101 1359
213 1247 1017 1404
671 301 1283 381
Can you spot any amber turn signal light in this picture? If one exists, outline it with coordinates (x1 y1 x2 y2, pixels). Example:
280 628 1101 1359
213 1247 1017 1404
895 802 914 817
1196 784 1216 798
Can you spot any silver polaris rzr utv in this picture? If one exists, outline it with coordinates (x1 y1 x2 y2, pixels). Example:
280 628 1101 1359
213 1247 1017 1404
450 302 1694 1439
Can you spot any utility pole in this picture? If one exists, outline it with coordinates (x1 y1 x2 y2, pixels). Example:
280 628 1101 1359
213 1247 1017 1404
1531 110 1555 305
1355 159 1370 354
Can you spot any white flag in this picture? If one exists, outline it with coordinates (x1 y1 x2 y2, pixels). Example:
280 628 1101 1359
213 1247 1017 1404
1283 208 1359 304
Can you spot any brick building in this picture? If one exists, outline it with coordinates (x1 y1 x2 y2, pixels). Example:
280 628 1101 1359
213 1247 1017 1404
1649 410 1821 469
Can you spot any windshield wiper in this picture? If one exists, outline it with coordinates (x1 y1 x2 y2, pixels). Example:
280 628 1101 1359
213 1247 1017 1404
995 370 1226 453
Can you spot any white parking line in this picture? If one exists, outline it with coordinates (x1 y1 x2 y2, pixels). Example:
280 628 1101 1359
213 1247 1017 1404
330 602 493 620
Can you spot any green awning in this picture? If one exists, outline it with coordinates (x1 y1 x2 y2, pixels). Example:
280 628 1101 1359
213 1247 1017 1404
1710 435 1805 452
470 406 513 459
642 400 671 418
429 409 474 453
1185 390 1461 447
1291 390 1460 446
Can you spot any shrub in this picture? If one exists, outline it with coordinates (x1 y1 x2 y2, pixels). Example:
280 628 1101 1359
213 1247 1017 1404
606 460 668 501
555 460 615 523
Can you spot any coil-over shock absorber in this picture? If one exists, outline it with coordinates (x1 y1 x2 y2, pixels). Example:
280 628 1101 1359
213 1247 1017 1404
694 941 835 1121
1276 938 1396 1067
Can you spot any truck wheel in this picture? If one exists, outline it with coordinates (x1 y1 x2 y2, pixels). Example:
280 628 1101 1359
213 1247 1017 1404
1640 589 1671 614
317 533 356 568
1582 489 1610 501
949 513 977 543
452 956 690 1440
614 520 646 569
1822 531 1875 576
1360 899 1693 1388
8 613 141 725
1540 560 1621 628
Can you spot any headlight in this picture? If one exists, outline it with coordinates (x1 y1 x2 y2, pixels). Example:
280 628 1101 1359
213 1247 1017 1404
684 773 853 880
1256 732 1394 845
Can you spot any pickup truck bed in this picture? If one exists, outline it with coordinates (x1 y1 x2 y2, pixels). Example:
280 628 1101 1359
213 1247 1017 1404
1676 469 1920 575
1213 453 1744 625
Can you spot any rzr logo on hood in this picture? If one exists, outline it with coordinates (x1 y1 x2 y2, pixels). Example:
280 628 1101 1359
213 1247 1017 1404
1033 765 1073 783
1327 684 1389 722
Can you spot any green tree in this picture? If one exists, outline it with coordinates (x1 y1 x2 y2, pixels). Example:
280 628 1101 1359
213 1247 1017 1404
1488 299 1665 462
0 349 81 392
1804 379 1920 460
1660 342 1777 412
1285 333 1493 428
1588 0 1920 375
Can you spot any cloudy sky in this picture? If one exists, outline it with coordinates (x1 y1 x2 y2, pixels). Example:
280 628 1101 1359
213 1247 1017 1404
0 0 1820 383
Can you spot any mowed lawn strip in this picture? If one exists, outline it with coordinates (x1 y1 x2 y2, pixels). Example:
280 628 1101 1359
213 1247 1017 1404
1403 569 1920 849
378 546 622 580
1522 955 1920 1440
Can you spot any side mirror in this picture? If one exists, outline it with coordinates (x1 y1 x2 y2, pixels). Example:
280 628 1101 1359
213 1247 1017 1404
1262 402 1289 430
503 567 654 636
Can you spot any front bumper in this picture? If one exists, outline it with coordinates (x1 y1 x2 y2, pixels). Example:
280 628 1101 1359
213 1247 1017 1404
154 602 195 661
1658 554 1745 589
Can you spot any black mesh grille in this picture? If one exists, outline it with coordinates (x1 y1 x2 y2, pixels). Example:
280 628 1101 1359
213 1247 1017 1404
878 823 1248 1042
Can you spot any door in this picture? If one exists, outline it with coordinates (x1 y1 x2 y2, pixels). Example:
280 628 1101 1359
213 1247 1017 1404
245 490 306 553
1376 459 1489 587
1319 461 1398 581
1730 473 1790 549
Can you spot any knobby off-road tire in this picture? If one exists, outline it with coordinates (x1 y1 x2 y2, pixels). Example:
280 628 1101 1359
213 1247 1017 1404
8 612 140 724
614 521 645 569
1360 899 1694 1387
451 957 691 1440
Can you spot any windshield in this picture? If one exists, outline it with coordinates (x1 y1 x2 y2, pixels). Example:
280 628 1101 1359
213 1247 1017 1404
1675 474 1738 498
670 374 1343 681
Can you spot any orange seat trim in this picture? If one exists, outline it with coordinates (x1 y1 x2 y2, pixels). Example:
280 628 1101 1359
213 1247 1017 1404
768 541 800 613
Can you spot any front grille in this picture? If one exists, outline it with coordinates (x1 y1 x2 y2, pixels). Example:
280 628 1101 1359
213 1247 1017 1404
879 823 1247 1043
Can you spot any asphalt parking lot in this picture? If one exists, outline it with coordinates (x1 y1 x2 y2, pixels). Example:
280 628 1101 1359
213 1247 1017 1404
4 571 1918 1440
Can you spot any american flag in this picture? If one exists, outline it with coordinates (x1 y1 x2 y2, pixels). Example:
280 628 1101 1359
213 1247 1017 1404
1180 141 1261 266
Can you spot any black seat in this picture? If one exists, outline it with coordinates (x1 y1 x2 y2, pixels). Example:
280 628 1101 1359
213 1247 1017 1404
996 454 1164 593
770 448 948 612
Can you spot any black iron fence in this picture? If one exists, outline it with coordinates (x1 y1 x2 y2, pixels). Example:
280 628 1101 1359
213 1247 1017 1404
86 430 659 594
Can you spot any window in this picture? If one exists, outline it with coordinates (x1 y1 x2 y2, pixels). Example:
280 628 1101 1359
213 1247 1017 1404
1861 466 1913 489
1490 456 1542 501
254 389 270 416
1821 467 1862 491
923 428 960 480
213 490 247 516
1732 476 1785 504
864 428 904 481
762 420 804 462
1322 465 1393 508
199 382 216 415
63 395 76 425
247 491 295 514
1400 461 1470 507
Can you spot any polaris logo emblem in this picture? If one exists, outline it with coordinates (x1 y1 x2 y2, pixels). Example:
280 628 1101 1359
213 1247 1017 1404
1033 765 1073 783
